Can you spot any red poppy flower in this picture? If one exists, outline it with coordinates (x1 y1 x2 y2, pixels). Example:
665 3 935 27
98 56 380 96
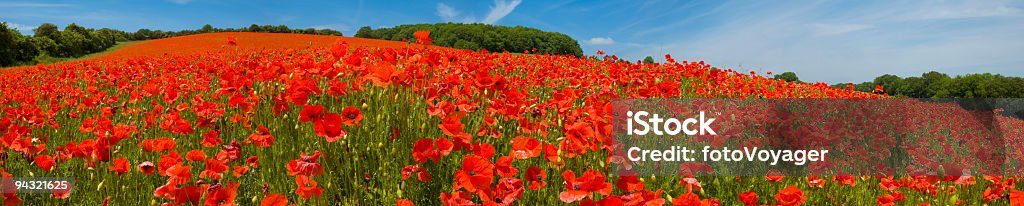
294 175 324 199
340 106 363 126
204 182 239 206
164 163 193 185
413 30 431 45
832 176 856 186
247 156 260 168
984 186 1004 202
158 151 182 176
491 177 524 205
441 191 474 206
807 176 826 188
615 176 644 192
543 143 561 163
472 143 495 159
173 185 202 205
738 191 758 205
525 166 546 190
559 169 612 203
226 37 237 45
495 156 518 178
1 169 21 205
287 151 324 176
141 137 177 152
232 166 249 177
327 80 349 97
200 159 229 180
314 113 347 142
139 161 156 175
201 129 222 148
774 186 807 206
34 155 56 171
876 194 895 206
185 150 207 162
396 199 414 206
329 39 348 58
671 192 701 206
261 193 292 206
411 137 453 164
401 165 431 182
679 177 703 193
453 154 494 193
655 81 681 97
1010 190 1023 206
248 125 275 147
299 105 326 123
108 157 131 176
52 186 71 199
216 140 242 162
438 114 472 149
509 136 541 160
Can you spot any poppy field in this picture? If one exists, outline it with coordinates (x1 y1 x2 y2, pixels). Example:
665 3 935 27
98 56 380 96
0 32 1022 205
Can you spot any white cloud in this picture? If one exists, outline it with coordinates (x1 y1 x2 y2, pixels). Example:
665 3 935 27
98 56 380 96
3 22 35 34
482 0 523 24
435 0 522 24
619 1 1024 83
899 1 1022 21
585 37 615 45
437 3 460 22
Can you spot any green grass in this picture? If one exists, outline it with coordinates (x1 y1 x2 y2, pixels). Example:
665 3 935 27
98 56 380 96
32 41 142 65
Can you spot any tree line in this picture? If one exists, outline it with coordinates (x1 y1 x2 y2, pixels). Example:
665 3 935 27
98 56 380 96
354 23 583 56
840 71 1024 98
767 71 1024 98
0 22 342 67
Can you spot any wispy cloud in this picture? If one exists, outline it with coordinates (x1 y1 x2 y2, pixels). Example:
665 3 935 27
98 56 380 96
897 1 1022 21
616 0 1024 83
585 37 615 45
807 23 871 36
312 24 348 31
3 22 36 34
482 0 522 24
436 3 457 21
436 0 521 24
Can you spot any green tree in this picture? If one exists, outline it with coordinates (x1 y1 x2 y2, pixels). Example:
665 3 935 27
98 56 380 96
873 74 901 94
453 40 482 51
199 24 214 33
33 23 61 40
354 23 583 56
773 72 800 83
643 56 655 64
1 22 39 66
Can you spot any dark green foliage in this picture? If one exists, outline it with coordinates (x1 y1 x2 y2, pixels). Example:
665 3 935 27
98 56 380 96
0 22 40 66
832 71 1024 98
355 23 583 56
643 56 655 64
122 24 342 41
773 72 801 83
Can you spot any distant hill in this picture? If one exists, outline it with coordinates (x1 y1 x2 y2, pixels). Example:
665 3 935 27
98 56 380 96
355 23 583 56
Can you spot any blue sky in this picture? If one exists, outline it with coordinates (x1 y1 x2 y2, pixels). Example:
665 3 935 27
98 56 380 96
2 0 1023 83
